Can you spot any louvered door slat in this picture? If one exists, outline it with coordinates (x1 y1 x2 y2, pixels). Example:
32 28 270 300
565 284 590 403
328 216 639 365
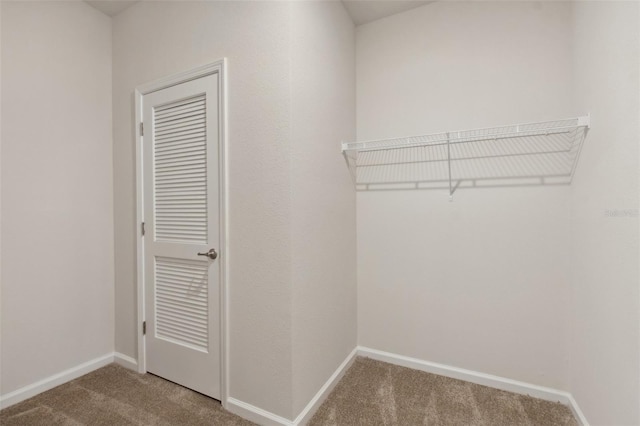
154 94 207 244
155 103 205 118
156 136 206 147
156 124 205 138
156 142 206 154
155 303 209 323
155 145 205 155
156 166 205 174
156 297 208 314
154 257 209 351
156 150 206 162
156 130 205 142
156 117 205 131
155 169 206 179
159 310 207 335
156 294 207 310
155 96 205 113
156 170 206 180
155 111 205 123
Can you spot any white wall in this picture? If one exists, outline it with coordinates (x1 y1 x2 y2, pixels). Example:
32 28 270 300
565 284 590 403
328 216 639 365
8 2 635 424
112 1 294 417
113 2 359 418
290 1 356 416
1 1 113 395
569 2 640 424
113 3 357 418
356 1 575 390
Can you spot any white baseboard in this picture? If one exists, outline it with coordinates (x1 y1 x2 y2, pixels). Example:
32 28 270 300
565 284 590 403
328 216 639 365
293 347 358 425
0 353 114 410
0 347 589 426
567 394 589 426
226 347 358 426
224 397 293 426
357 346 589 426
226 398 293 426
113 352 138 371
0 352 140 410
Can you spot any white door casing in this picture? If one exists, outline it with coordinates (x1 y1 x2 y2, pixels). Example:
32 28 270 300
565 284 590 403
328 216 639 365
135 61 228 402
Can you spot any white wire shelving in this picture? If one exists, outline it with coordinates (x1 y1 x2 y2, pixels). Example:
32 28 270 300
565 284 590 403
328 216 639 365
342 115 590 199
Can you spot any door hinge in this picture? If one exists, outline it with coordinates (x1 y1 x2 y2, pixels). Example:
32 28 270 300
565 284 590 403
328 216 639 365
142 321 146 335
141 221 145 236
140 122 144 137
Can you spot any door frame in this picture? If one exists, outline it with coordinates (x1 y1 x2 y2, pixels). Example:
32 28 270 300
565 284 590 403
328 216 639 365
134 59 229 404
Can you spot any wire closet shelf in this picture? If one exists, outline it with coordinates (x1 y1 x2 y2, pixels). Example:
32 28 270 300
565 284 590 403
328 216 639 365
342 115 590 199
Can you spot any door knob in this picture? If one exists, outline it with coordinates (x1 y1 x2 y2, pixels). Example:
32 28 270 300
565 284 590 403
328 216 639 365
197 248 218 260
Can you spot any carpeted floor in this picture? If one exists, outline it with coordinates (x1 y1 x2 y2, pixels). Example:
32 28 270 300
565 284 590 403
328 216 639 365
0 364 252 426
309 357 578 426
1 358 578 426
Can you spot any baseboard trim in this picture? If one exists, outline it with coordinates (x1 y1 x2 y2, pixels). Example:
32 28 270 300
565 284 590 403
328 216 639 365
0 353 114 410
0 347 589 426
226 398 293 426
113 352 138 371
567 394 590 426
226 347 358 426
357 346 589 426
293 347 358 425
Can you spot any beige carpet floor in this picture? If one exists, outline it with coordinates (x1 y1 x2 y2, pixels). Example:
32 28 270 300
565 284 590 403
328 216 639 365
0 364 252 426
309 357 578 426
1 358 578 425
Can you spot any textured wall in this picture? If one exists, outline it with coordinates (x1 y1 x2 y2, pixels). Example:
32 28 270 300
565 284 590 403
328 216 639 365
112 1 294 417
569 2 640 424
113 3 359 418
290 1 357 417
356 1 574 390
1 1 113 395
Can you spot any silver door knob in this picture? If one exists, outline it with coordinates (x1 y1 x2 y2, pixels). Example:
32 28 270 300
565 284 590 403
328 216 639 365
197 248 218 260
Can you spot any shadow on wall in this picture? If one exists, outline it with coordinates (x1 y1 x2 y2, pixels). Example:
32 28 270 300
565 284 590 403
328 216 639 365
343 117 589 194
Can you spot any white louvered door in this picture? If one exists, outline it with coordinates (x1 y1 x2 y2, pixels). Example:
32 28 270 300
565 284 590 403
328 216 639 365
142 74 220 399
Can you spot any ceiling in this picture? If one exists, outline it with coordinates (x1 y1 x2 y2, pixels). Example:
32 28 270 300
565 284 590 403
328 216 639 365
86 1 138 17
85 0 433 25
342 1 432 26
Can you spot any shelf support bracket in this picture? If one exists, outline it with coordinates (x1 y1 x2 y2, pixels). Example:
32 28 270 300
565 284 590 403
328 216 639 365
447 132 453 201
577 113 591 129
342 146 357 185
